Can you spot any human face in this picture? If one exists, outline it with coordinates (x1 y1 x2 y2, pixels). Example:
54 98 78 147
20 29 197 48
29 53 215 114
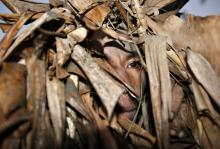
103 42 146 120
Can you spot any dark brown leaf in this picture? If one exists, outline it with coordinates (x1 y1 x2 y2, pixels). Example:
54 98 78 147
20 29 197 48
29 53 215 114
0 63 26 116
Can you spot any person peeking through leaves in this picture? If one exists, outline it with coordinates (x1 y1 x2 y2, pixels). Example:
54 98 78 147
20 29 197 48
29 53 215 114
85 30 200 149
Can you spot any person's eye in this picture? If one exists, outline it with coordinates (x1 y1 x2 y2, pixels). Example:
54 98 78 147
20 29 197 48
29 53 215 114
127 60 141 69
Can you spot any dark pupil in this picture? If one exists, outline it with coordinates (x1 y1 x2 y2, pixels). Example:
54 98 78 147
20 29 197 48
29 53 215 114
130 61 141 68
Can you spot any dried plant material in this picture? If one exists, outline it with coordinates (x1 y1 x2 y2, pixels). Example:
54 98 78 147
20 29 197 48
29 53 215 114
0 107 31 149
56 64 70 79
145 35 171 148
101 27 133 43
143 0 189 18
65 76 91 121
0 10 57 63
171 83 184 114
67 61 87 80
133 0 148 28
161 15 220 75
2 0 50 13
0 108 30 135
0 0 220 148
66 107 77 139
67 0 97 12
0 12 33 57
167 50 186 70
187 49 220 109
145 0 175 10
56 37 72 66
0 13 43 23
46 76 65 146
71 44 125 118
0 23 13 33
200 117 220 149
49 0 62 7
198 85 219 119
115 0 133 31
190 79 208 113
26 56 54 148
153 0 189 21
0 63 26 116
67 27 88 44
83 2 110 30
118 116 156 144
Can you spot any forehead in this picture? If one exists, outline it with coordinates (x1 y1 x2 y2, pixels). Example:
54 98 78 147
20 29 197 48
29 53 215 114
103 41 136 61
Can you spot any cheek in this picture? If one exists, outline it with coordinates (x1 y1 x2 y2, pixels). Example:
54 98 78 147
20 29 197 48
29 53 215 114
126 69 147 96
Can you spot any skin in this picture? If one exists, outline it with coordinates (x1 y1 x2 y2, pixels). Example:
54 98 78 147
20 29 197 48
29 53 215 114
103 42 146 120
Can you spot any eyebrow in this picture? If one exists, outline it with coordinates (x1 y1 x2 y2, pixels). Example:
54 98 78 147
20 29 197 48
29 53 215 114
125 51 138 61
104 41 138 57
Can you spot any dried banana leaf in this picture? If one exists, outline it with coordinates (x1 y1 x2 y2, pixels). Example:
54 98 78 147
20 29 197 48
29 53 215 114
65 76 92 121
71 44 125 118
0 10 59 63
0 0 220 149
0 12 33 57
27 55 54 149
0 63 26 116
46 76 65 147
0 23 13 33
187 49 220 109
160 15 220 75
145 35 171 148
2 0 50 13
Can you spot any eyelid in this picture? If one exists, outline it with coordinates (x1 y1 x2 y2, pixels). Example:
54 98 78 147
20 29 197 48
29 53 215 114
126 58 141 69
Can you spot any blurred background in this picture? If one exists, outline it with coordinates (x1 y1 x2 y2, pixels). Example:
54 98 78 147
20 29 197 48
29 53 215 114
0 0 220 39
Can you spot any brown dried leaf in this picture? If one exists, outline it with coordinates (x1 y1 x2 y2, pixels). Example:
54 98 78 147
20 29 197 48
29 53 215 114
0 13 44 23
0 63 26 116
0 23 12 33
171 83 184 114
145 35 171 148
198 85 219 119
101 27 132 43
115 0 133 31
67 61 87 80
49 0 62 7
56 65 70 79
153 0 189 21
161 15 220 75
83 2 110 30
56 37 72 66
143 0 188 17
71 44 125 118
118 116 156 144
26 55 54 148
67 27 88 44
145 0 176 9
46 75 65 146
0 9 65 64
0 13 18 23
0 107 30 136
190 79 208 113
187 50 220 109
0 12 33 57
67 0 100 12
65 76 92 121
2 0 50 13
200 116 220 149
